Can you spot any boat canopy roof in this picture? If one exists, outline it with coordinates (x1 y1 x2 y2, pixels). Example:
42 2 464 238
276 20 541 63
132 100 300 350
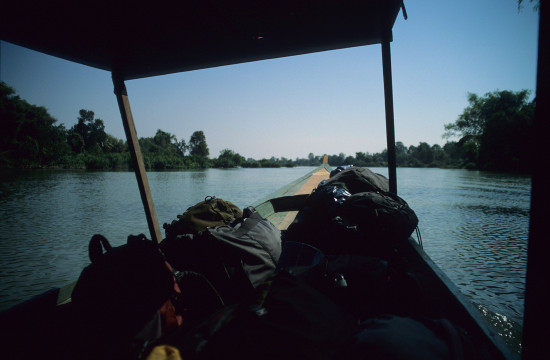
2 0 403 80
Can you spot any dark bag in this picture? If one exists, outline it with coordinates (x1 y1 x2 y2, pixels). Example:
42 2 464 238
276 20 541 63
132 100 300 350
321 166 390 194
339 191 419 246
284 187 358 255
285 167 418 256
71 234 182 359
287 253 393 321
149 247 476 360
277 241 435 320
207 206 282 288
163 196 243 239
342 315 476 360
161 206 282 304
172 271 356 360
322 166 418 243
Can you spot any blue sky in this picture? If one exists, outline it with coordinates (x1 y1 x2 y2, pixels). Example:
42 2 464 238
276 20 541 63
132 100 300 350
0 1 539 160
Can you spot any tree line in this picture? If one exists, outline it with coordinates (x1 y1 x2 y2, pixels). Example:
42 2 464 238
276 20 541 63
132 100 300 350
0 82 211 170
1 81 535 173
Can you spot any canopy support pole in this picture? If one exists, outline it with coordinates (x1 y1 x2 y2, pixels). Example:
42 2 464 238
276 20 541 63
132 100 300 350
523 1 549 358
381 39 397 194
112 74 163 244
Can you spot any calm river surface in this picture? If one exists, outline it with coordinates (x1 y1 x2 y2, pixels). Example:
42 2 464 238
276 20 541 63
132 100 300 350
0 167 531 353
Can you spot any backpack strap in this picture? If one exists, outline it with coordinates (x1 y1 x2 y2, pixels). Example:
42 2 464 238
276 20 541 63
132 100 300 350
232 209 263 238
89 234 112 263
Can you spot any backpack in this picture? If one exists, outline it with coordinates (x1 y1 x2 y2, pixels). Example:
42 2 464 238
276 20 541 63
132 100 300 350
163 196 243 239
339 191 419 246
167 271 357 360
70 234 183 360
152 266 474 360
285 167 418 257
276 241 438 321
286 253 393 321
342 315 476 360
146 240 477 360
321 166 390 193
160 206 282 305
207 206 282 288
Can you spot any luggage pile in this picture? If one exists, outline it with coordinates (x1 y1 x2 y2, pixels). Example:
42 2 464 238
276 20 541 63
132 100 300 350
284 166 419 257
66 168 486 360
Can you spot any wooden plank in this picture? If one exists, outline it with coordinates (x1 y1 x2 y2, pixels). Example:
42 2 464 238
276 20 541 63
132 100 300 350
276 167 329 229
113 75 163 244
293 167 330 195
253 165 331 229
254 165 331 209
276 211 300 231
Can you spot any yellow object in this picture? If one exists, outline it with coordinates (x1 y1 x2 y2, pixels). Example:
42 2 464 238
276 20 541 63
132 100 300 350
146 345 182 360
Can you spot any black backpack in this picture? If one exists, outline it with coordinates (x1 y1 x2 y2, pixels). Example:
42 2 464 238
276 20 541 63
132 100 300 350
285 166 418 257
70 234 182 360
339 191 419 245
160 206 282 305
321 166 390 193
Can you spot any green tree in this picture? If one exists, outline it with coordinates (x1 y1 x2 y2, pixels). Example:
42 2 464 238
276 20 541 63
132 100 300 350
104 134 126 153
444 90 534 172
460 137 480 169
344 155 355 165
308 152 315 165
408 143 433 166
0 82 69 167
395 141 408 166
518 0 539 11
443 141 462 166
444 93 487 140
213 149 246 168
431 144 447 166
355 152 367 165
68 109 107 153
176 139 188 156
153 129 175 148
189 131 209 157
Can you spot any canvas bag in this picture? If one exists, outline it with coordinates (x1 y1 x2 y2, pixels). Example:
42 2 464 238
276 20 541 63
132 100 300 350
206 206 282 288
163 196 243 240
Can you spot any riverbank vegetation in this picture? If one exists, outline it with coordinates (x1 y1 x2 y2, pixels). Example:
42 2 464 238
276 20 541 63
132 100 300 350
1 82 534 173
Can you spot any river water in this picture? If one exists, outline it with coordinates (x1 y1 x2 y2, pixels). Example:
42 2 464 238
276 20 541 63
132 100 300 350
0 167 531 353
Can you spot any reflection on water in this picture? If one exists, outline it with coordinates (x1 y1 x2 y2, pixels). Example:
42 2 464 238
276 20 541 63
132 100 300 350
0 167 530 353
393 168 530 354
